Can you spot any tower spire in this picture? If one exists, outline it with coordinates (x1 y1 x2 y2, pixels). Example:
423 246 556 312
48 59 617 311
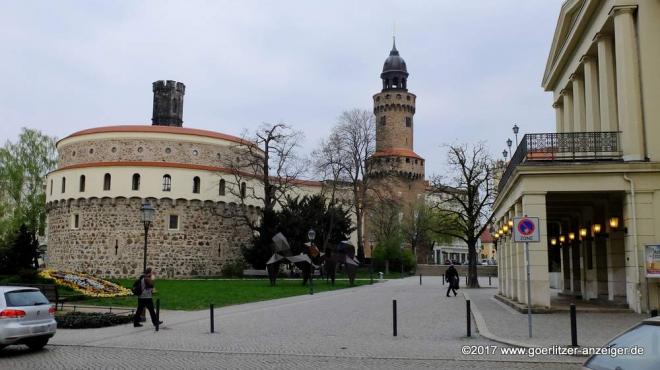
392 21 397 52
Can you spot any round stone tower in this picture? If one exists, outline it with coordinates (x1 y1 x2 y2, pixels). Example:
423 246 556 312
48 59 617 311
366 38 426 258
152 80 185 127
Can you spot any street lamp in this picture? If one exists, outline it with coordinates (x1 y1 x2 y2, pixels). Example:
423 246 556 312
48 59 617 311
512 124 520 147
307 228 316 295
502 149 508 160
506 138 513 156
140 201 155 273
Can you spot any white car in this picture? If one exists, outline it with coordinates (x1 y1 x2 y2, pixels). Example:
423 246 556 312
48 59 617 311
582 316 659 369
0 286 57 350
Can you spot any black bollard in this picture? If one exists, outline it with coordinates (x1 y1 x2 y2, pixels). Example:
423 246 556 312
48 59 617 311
155 298 161 332
651 309 658 318
570 303 577 346
393 300 398 337
465 275 468 285
210 303 215 333
466 299 471 337
489 276 492 286
419 274 422 285
442 273 445 285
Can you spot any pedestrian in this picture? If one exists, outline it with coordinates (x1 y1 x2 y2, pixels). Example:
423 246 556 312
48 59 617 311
445 263 459 297
133 267 163 328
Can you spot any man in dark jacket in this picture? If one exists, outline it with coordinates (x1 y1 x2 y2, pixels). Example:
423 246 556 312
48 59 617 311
134 267 163 328
445 263 459 297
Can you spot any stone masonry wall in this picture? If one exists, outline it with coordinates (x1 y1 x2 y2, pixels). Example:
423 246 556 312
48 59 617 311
46 197 253 278
58 138 241 169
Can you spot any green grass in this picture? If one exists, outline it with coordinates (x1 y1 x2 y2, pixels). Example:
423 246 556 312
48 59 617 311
73 278 367 311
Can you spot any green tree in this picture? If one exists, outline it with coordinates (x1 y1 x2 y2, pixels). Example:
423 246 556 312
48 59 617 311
0 128 57 243
242 194 354 268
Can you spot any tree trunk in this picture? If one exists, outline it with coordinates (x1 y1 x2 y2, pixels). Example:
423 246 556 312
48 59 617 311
467 241 480 288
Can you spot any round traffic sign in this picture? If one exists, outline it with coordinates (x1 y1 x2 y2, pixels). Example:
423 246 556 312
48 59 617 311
517 218 536 236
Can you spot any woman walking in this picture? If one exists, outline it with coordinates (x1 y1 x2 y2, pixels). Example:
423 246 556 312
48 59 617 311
445 263 459 297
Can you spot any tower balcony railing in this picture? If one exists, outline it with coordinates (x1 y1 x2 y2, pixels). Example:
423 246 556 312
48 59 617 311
498 131 622 192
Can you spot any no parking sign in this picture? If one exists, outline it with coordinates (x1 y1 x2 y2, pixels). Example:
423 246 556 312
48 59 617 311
513 217 540 243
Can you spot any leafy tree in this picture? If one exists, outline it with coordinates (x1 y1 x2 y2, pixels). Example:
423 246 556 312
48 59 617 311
0 225 39 274
242 194 354 269
0 128 57 242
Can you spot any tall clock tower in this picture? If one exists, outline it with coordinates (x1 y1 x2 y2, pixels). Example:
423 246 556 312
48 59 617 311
366 38 426 258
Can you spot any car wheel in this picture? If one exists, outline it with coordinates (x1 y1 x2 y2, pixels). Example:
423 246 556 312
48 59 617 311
25 337 49 350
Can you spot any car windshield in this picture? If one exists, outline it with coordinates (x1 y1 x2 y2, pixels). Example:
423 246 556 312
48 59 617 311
584 323 659 370
4 289 50 307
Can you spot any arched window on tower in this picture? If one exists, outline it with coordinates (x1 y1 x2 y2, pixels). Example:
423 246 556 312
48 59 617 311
61 177 66 193
50 179 53 195
162 174 171 192
240 182 247 199
132 173 140 191
193 176 201 194
103 173 111 191
79 175 86 192
406 117 412 128
393 77 399 88
380 116 386 126
219 179 226 196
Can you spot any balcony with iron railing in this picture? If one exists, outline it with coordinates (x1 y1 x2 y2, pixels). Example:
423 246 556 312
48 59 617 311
498 131 622 192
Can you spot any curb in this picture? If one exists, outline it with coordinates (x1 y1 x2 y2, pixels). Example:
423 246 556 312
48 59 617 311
463 292 531 348
464 291 589 358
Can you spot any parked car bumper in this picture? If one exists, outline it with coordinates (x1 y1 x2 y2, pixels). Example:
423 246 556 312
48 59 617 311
0 318 57 345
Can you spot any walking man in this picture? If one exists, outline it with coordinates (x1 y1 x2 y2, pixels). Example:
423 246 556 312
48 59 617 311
134 267 163 328
445 263 459 297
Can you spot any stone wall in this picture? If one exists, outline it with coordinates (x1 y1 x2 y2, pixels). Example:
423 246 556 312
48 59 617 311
46 197 254 278
373 91 416 150
58 138 241 169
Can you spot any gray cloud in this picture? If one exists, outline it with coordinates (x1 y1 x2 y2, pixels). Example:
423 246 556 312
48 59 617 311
0 0 562 176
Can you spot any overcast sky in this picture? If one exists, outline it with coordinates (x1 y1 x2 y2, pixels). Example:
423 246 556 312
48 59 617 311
1 0 563 177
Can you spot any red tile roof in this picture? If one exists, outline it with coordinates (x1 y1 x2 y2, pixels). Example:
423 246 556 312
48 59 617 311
371 148 424 160
59 125 257 148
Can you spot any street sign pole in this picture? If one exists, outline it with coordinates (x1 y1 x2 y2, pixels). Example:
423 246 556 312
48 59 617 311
513 216 540 339
525 241 532 338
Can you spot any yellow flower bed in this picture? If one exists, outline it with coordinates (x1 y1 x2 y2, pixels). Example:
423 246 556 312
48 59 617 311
39 270 132 298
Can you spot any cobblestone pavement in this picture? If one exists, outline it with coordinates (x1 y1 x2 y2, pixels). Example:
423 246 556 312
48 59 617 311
1 277 583 369
466 281 647 348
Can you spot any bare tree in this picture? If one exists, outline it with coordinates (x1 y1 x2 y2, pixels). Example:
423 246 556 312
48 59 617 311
400 200 435 263
223 123 305 268
224 123 305 228
312 133 350 250
430 143 496 288
322 109 376 261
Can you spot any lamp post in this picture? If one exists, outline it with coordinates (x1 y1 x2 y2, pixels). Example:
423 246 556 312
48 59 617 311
513 124 519 147
502 149 508 161
140 201 155 273
307 228 316 295
506 138 513 157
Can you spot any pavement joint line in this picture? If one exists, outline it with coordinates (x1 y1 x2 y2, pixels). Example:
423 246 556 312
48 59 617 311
48 343 581 364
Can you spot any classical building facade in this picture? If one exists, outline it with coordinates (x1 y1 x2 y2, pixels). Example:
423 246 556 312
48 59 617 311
493 0 660 313
44 80 323 277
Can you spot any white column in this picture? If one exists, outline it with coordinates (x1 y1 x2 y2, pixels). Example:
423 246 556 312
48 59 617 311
595 33 619 132
571 74 586 132
611 6 645 161
562 89 574 132
553 101 564 133
581 55 601 132
521 194 551 307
